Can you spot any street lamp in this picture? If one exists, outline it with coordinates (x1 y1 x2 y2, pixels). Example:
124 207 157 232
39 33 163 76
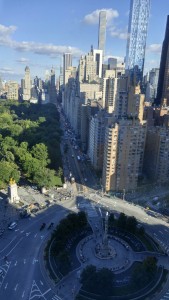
123 189 125 201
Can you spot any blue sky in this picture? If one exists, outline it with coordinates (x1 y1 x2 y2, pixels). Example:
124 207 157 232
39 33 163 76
0 0 168 81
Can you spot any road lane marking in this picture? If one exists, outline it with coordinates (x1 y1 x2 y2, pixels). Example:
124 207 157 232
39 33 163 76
42 288 51 296
23 259 26 264
14 283 18 291
40 280 43 285
7 237 23 256
159 230 164 235
14 261 17 266
0 237 17 253
22 290 25 298
4 283 8 289
32 258 38 264
34 233 37 238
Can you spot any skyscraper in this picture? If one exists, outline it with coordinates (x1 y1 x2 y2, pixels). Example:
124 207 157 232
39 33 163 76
156 15 169 106
125 0 151 81
98 11 107 59
63 53 72 85
22 66 31 101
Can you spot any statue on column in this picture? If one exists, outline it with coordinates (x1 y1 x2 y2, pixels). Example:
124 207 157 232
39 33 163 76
8 178 20 204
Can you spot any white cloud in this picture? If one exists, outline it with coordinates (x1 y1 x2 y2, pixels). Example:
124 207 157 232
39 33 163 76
109 26 128 40
0 23 83 58
16 57 29 63
0 67 15 75
83 8 119 25
147 44 162 53
0 24 17 36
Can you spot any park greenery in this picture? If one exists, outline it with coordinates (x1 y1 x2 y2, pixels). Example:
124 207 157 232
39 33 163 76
108 212 145 235
76 256 158 299
49 211 88 275
0 100 63 189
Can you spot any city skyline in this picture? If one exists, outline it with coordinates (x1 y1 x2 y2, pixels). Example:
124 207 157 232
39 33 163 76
0 0 168 81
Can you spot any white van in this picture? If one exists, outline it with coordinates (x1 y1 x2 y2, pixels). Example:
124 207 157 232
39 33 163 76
8 222 17 230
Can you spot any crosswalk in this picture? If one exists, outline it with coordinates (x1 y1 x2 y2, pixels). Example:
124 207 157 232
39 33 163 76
79 201 98 218
0 261 11 288
29 280 62 300
52 295 62 300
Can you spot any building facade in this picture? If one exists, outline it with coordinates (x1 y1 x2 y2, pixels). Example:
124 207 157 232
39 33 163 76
63 53 72 86
156 15 169 105
7 81 18 100
102 118 147 192
98 10 107 59
22 66 31 101
125 0 151 81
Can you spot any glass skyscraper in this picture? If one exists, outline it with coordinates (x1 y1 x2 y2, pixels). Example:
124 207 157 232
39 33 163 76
125 0 151 81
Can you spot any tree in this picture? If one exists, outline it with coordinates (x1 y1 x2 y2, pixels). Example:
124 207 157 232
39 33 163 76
33 168 58 188
137 225 145 236
132 257 157 287
80 265 96 283
143 256 157 276
31 143 49 166
0 161 20 187
117 213 127 229
109 213 115 227
126 216 137 233
95 268 114 296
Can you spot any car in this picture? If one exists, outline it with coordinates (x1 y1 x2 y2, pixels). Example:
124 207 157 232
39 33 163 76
84 178 87 182
30 208 38 214
34 202 40 208
31 186 38 190
8 222 17 230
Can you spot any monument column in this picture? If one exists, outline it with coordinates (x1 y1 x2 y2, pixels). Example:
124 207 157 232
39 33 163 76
8 178 20 204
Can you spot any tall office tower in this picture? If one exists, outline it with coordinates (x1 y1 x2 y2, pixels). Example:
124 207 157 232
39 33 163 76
102 118 147 192
156 16 169 106
78 48 98 83
108 57 117 70
102 75 118 113
145 68 159 101
49 67 57 103
93 49 103 78
98 10 107 59
88 110 107 170
125 0 150 82
63 53 72 85
85 48 97 82
59 66 64 91
22 66 31 101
